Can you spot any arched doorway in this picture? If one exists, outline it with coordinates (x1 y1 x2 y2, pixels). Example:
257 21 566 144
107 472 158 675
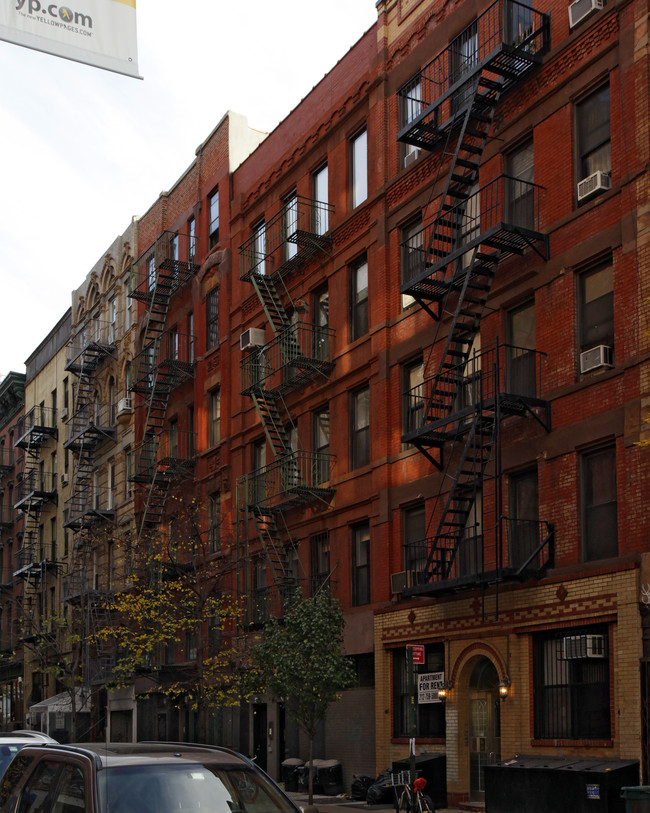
468 657 501 802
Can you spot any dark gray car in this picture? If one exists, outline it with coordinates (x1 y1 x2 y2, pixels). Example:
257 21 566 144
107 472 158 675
0 742 303 813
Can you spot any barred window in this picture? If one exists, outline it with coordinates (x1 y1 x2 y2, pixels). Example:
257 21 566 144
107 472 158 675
207 288 219 349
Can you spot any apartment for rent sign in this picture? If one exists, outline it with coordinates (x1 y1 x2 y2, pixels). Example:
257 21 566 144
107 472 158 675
0 0 140 78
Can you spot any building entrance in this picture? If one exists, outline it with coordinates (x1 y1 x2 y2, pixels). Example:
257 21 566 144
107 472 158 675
468 658 501 801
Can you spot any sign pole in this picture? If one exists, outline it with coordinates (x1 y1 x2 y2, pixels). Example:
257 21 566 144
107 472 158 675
407 646 416 787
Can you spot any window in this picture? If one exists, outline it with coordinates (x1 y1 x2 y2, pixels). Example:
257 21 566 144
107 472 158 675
582 444 617 561
284 190 298 261
351 522 370 606
403 358 424 436
186 628 197 661
168 419 178 460
350 128 368 208
457 491 482 577
313 163 329 235
187 406 195 458
393 643 446 738
310 532 330 593
533 625 610 739
206 287 219 350
251 558 267 625
147 254 156 291
403 503 427 576
508 468 539 569
252 219 266 275
579 262 614 355
252 438 267 504
209 188 219 247
209 390 221 447
350 256 369 341
576 83 611 183
108 377 116 424
107 461 115 510
188 312 195 362
313 407 330 484
188 216 196 262
505 139 534 229
350 386 370 469
457 182 480 269
401 216 423 308
450 21 478 114
309 286 329 362
507 301 536 396
208 492 220 553
169 232 178 263
168 325 178 361
108 297 118 343
401 76 423 166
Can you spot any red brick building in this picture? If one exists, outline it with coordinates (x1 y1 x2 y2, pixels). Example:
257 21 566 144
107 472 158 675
118 0 648 804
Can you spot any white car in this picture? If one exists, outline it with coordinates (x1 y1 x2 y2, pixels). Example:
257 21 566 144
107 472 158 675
0 731 57 779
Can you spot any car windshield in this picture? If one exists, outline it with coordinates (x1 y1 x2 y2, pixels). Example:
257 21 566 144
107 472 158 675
0 745 24 779
99 763 298 813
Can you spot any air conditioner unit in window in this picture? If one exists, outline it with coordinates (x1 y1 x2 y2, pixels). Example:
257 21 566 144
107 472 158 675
568 0 603 28
60 407 68 421
577 170 611 202
60 473 69 486
240 328 266 352
404 148 421 168
580 344 613 374
562 634 606 659
391 570 419 595
117 397 133 417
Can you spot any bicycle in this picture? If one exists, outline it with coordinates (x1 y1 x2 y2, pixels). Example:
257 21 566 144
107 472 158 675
391 771 435 813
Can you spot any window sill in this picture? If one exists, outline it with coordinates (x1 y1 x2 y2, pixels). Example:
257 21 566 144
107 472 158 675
532 739 613 748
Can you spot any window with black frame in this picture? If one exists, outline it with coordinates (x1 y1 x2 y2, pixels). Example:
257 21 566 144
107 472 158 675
351 521 370 606
206 287 219 350
403 503 427 579
505 140 534 230
508 468 539 570
393 643 446 738
576 83 611 184
507 301 536 397
403 358 424 437
310 532 330 594
350 386 370 469
581 444 617 561
350 256 369 341
534 625 610 740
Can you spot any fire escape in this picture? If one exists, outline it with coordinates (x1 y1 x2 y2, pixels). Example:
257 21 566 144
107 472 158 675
129 231 198 541
12 405 58 642
62 318 118 684
237 196 335 624
396 0 554 599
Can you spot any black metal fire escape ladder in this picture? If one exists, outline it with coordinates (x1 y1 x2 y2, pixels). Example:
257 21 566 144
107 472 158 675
129 239 198 541
397 2 551 591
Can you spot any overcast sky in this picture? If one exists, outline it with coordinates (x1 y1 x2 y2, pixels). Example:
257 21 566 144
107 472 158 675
0 0 377 379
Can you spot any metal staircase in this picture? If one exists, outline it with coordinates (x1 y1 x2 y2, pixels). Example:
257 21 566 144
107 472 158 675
128 231 198 540
237 197 336 605
63 323 117 531
396 0 553 596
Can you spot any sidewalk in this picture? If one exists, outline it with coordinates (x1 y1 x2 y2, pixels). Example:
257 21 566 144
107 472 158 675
285 789 465 813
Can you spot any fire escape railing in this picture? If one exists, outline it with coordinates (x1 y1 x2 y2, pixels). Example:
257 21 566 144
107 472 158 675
403 342 550 444
237 452 336 514
397 0 549 150
240 323 335 395
403 517 554 593
13 469 57 508
401 175 548 297
239 196 333 281
13 406 57 449
65 320 118 374
129 429 196 483
64 403 117 452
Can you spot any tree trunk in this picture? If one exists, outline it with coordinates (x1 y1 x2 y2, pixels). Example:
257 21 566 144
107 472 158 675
308 735 314 805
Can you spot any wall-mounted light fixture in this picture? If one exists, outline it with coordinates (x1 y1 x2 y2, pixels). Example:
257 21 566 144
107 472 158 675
437 681 453 702
498 677 511 701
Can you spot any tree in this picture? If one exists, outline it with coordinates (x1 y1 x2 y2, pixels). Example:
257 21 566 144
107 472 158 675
93 495 244 742
247 588 356 804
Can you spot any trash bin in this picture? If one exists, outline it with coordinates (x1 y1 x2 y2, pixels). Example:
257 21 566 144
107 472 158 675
298 759 326 793
485 756 639 813
318 760 343 796
281 758 304 792
622 787 650 813
392 754 447 810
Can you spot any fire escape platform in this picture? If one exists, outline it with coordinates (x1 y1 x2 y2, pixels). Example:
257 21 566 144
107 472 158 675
401 219 549 303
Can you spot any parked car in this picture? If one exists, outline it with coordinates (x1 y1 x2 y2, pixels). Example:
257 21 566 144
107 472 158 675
0 732 57 781
0 742 304 813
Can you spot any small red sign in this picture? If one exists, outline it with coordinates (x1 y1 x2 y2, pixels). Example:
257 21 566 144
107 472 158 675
406 644 425 664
